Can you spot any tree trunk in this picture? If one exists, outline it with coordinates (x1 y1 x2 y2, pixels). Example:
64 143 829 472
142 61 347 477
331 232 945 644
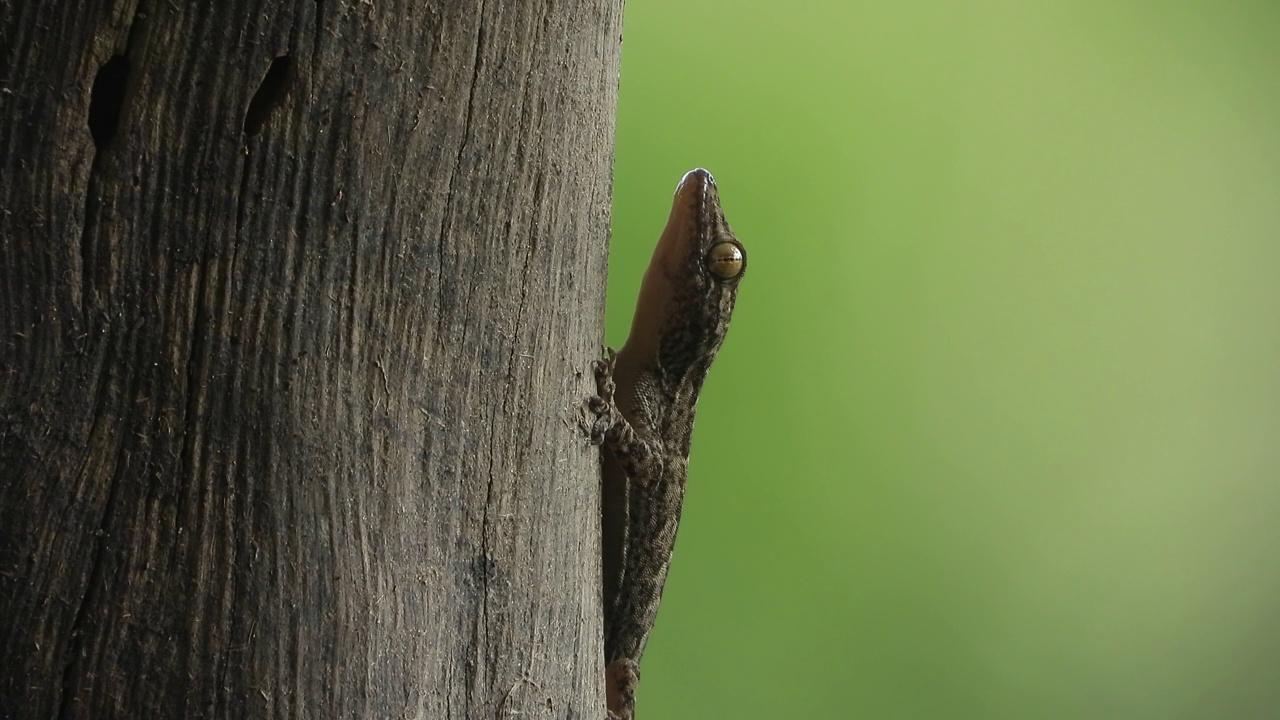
0 0 620 717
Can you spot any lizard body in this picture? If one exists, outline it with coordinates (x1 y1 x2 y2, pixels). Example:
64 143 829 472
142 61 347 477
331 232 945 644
588 168 746 720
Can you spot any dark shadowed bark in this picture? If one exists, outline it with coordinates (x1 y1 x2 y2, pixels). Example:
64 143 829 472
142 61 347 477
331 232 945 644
0 0 620 716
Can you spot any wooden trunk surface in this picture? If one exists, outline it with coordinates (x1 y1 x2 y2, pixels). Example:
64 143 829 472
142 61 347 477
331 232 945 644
0 0 620 716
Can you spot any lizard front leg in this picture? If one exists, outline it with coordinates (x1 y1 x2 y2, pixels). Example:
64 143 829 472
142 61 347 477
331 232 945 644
588 350 664 483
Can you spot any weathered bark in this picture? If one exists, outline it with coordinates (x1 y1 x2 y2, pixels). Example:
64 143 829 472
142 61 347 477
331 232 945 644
0 0 619 717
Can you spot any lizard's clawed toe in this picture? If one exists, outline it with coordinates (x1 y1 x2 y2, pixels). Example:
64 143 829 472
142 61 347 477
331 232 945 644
592 371 616 403
593 347 618 378
589 418 610 445
587 395 609 415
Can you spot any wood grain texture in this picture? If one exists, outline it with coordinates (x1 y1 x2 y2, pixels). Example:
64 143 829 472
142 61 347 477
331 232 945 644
0 0 620 717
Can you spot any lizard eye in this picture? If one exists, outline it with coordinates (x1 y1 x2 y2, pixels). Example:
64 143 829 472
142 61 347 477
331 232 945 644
705 241 745 281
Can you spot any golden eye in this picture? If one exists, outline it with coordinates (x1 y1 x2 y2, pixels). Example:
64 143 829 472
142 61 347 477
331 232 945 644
706 241 745 281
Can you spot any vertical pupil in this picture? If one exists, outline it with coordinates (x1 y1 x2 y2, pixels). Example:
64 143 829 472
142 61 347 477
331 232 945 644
707 242 744 279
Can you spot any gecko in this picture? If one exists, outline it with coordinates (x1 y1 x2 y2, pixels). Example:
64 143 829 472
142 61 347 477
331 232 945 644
587 168 747 719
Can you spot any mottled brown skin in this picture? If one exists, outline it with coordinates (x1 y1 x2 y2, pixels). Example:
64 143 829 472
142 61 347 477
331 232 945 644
588 168 746 719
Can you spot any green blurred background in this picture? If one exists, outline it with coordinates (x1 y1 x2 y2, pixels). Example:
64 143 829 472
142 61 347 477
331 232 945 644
605 2 1280 718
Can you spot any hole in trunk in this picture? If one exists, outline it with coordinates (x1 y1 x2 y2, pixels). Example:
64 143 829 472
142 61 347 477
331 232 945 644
244 55 293 137
88 55 129 148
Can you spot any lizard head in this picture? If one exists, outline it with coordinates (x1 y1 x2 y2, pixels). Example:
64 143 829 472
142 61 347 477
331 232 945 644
623 168 746 418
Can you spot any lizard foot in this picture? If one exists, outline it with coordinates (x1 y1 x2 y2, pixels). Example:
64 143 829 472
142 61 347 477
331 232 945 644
587 348 619 445
592 347 618 400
